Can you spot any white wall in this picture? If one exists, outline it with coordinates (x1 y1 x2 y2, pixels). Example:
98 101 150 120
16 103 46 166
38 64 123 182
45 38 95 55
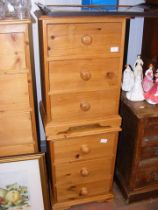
119 0 145 66
127 18 144 66
31 0 145 143
31 0 45 141
119 0 145 4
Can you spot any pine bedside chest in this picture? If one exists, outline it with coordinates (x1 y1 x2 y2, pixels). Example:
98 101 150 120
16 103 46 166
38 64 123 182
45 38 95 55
38 13 126 210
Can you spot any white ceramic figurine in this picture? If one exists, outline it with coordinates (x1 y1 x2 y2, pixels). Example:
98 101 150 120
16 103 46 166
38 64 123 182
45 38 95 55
134 54 144 68
126 56 144 101
122 64 134 91
133 55 143 79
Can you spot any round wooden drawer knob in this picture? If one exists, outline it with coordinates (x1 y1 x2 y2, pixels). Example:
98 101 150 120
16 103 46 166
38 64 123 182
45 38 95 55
80 187 88 196
80 144 90 154
105 72 115 79
80 102 91 112
80 71 91 81
80 167 89 177
81 35 92 45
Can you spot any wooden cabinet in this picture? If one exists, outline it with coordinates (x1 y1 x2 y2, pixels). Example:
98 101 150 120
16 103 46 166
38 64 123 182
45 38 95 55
38 15 126 210
146 0 158 5
142 17 158 69
116 92 158 202
0 19 38 156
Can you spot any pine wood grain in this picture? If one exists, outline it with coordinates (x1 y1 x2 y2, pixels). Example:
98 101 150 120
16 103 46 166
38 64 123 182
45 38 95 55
56 180 112 202
0 111 33 146
49 58 121 94
0 144 35 157
0 74 30 111
54 157 114 185
38 15 126 208
0 19 38 155
50 89 120 123
49 132 118 164
47 22 123 60
38 16 126 123
45 115 121 139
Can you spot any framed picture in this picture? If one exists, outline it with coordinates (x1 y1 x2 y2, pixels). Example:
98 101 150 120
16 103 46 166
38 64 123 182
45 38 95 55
0 153 50 210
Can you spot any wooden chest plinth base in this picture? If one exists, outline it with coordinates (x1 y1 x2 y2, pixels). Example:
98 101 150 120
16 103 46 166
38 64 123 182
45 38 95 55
116 170 158 203
52 193 113 210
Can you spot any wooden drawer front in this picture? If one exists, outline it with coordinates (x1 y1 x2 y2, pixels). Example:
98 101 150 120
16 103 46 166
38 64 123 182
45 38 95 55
136 161 158 188
0 74 30 111
55 158 114 186
142 135 158 147
0 144 35 157
51 90 119 123
50 132 118 163
144 118 158 137
141 146 158 160
0 32 26 72
0 111 33 145
47 22 123 59
49 58 121 93
56 180 111 202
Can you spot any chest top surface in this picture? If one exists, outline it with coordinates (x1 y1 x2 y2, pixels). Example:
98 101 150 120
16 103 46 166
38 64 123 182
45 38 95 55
36 3 158 18
121 91 158 119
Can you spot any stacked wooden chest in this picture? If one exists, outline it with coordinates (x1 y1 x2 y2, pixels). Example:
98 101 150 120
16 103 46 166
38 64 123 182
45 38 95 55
0 19 38 156
38 15 126 209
